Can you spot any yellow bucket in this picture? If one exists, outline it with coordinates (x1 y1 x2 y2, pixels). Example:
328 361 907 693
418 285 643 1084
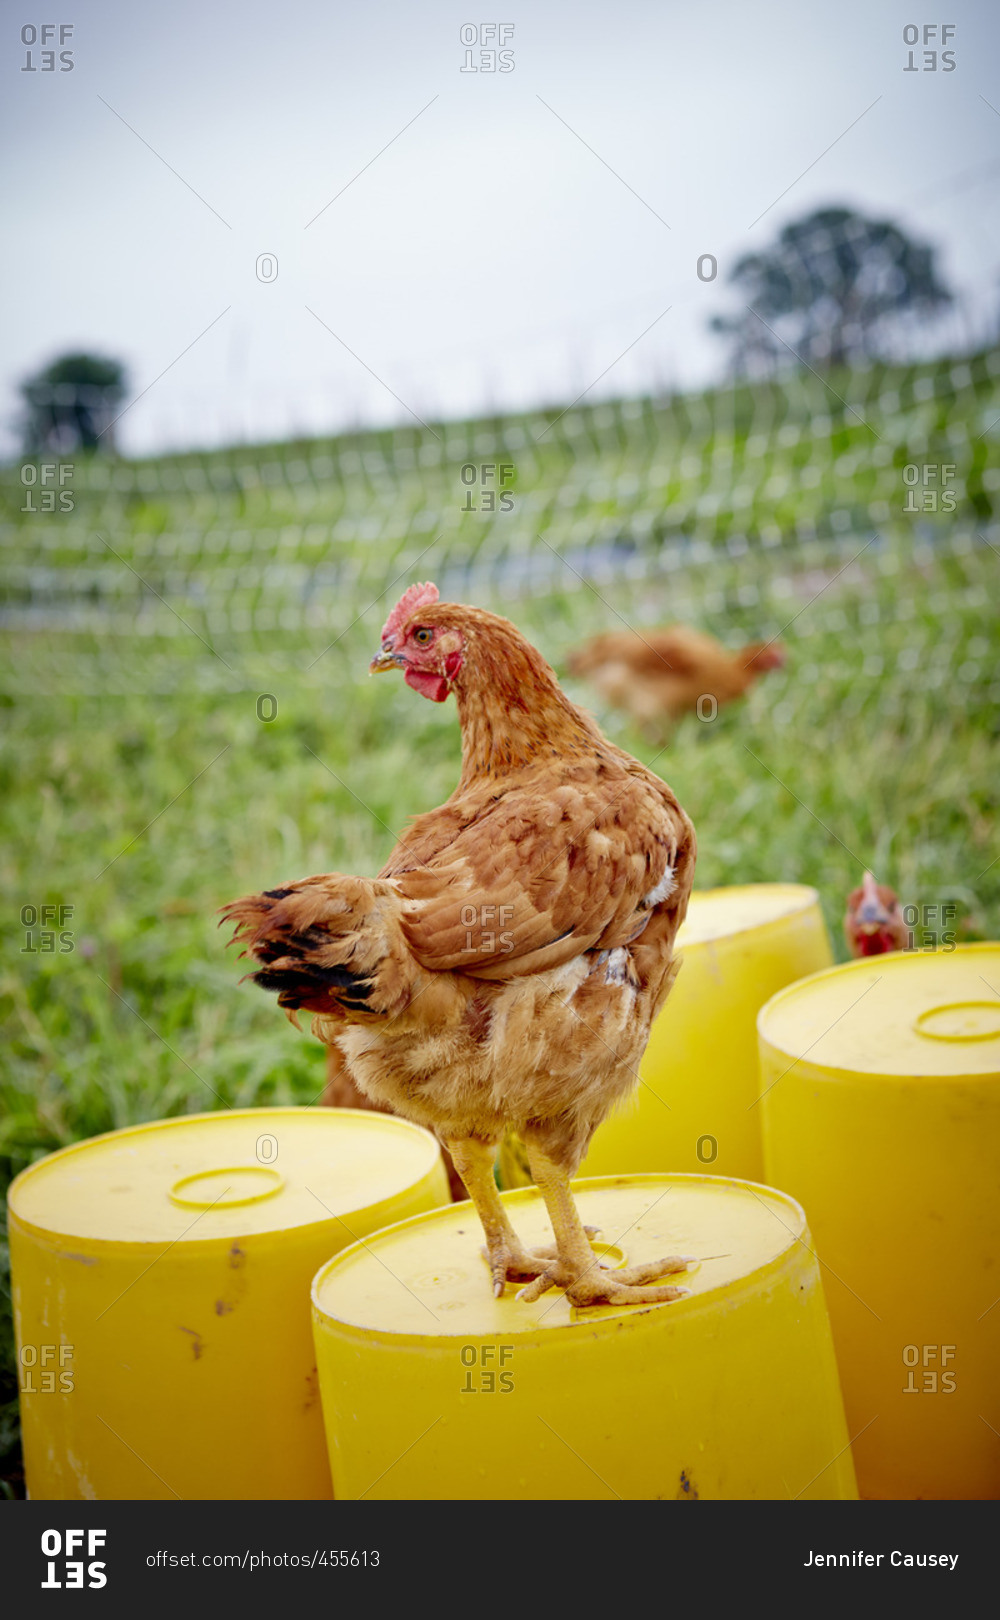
9 1106 449 1500
311 1174 857 1500
579 884 833 1184
758 945 1000 1500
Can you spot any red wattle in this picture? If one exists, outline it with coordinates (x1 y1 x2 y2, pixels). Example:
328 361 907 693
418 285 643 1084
405 668 451 703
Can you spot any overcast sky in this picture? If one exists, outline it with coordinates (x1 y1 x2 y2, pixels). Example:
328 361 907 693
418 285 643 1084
3 0 1000 455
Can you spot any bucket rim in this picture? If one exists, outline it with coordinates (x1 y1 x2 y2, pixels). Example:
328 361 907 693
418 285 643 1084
679 882 822 948
756 942 1000 1081
6 1106 445 1247
310 1171 811 1342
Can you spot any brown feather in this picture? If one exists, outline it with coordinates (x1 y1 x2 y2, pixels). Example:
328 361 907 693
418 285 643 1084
222 595 696 1173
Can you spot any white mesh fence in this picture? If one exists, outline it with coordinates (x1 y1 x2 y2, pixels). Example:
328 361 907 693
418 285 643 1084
1 345 998 698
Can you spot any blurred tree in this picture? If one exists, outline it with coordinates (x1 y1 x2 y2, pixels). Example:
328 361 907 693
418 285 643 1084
20 353 127 453
710 207 953 373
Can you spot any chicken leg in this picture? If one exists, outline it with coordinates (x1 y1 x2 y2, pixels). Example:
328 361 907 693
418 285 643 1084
516 1141 693 1308
445 1137 557 1296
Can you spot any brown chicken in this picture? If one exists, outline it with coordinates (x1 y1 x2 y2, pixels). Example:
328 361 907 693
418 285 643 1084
223 583 697 1308
844 871 909 958
320 1043 468 1200
568 624 786 733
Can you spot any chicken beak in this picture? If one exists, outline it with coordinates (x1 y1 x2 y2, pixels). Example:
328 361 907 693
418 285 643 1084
369 647 400 674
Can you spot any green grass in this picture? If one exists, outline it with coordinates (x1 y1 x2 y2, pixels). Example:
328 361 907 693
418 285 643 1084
1 356 998 1493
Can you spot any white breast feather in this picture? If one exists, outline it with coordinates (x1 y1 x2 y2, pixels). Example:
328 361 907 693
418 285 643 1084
643 867 676 907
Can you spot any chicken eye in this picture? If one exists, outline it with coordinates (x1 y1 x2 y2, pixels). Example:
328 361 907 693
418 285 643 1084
413 627 434 645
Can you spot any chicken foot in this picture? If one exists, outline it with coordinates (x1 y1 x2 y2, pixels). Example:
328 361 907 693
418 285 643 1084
445 1136 607 1295
445 1137 562 1296
516 1143 694 1308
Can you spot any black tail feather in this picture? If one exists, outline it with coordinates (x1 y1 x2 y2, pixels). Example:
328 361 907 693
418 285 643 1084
251 961 374 1011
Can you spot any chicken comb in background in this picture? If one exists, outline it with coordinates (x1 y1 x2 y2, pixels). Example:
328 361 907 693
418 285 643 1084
843 871 909 958
380 580 439 643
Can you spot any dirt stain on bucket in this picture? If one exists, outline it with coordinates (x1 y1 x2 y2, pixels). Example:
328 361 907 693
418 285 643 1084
214 1241 250 1315
179 1326 204 1360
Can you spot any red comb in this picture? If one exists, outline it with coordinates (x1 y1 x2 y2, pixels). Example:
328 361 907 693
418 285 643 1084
381 582 439 642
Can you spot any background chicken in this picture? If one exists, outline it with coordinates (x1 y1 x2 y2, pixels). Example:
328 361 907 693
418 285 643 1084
844 870 909 957
568 624 786 735
224 582 697 1308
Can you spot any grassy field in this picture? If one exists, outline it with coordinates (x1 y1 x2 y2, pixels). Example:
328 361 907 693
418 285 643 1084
1 354 998 1492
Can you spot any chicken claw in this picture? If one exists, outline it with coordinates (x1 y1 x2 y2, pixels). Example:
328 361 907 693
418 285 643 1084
517 1253 695 1308
483 1237 555 1297
482 1226 608 1296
